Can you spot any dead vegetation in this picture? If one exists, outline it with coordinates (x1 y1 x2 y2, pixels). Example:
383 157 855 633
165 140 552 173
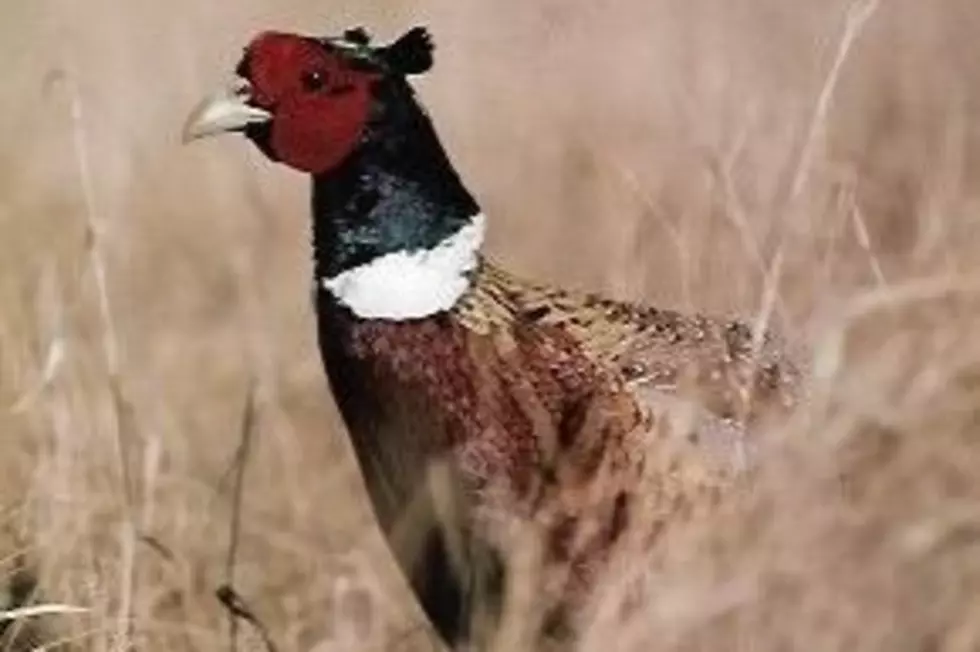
3 0 980 649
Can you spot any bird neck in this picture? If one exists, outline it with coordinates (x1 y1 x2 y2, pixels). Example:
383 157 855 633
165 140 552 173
311 80 483 319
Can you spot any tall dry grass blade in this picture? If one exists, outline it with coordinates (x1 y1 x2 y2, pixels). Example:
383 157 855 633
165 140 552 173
222 385 259 652
113 519 136 652
753 0 882 366
10 262 66 415
849 204 888 287
62 44 145 649
0 604 89 621
840 272 980 324
215 585 279 652
789 0 882 202
712 135 768 277
64 66 118 376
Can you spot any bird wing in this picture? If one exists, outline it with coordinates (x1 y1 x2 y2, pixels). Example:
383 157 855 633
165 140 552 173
458 259 803 428
446 258 793 613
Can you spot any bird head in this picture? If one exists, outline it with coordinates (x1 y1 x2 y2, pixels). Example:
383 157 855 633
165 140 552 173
183 26 434 174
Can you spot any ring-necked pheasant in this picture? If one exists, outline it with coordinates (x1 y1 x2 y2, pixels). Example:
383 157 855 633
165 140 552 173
183 26 803 646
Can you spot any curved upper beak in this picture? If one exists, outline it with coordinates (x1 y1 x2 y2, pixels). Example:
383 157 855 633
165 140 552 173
181 76 272 144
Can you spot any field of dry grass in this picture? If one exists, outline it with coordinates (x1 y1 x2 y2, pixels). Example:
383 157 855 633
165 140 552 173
3 0 980 649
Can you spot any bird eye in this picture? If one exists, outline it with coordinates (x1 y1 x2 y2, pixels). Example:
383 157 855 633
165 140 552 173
302 70 328 92
231 77 253 98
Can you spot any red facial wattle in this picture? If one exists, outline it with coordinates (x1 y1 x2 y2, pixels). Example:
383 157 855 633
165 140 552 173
243 32 379 174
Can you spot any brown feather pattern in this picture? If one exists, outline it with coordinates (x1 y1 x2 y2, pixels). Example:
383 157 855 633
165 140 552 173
323 257 804 637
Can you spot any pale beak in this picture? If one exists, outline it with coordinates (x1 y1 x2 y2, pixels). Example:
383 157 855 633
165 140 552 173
181 76 272 143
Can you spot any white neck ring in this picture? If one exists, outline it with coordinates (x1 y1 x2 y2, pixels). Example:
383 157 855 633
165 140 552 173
321 214 485 320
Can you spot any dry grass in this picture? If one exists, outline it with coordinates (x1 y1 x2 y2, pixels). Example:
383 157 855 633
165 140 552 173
3 0 980 649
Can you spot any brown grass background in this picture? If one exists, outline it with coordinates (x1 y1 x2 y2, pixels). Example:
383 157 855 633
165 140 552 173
3 0 980 649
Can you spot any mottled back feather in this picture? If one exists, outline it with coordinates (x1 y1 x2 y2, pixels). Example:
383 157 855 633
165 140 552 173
458 259 804 423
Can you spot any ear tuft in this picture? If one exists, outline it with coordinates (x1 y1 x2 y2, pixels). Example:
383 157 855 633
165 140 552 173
380 27 434 75
343 27 371 45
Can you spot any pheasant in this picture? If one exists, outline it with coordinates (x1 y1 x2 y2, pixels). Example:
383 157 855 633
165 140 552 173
183 26 803 646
